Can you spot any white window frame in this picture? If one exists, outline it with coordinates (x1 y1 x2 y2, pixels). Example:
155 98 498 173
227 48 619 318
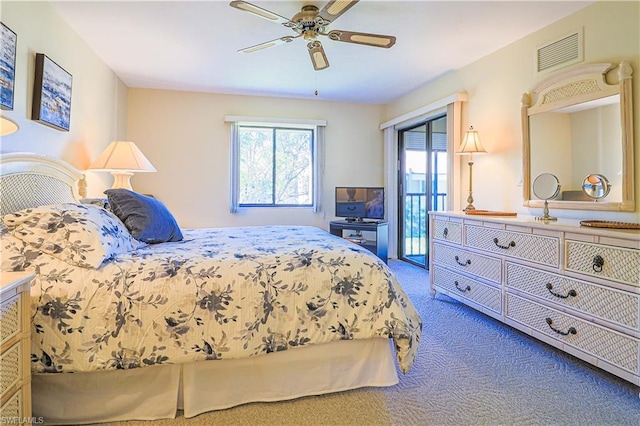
225 116 327 213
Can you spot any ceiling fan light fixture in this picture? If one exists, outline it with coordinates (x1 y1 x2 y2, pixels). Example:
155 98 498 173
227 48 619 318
298 5 319 19
231 1 396 70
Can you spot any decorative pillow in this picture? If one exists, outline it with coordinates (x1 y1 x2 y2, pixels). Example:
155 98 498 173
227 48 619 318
2 203 145 268
104 189 183 244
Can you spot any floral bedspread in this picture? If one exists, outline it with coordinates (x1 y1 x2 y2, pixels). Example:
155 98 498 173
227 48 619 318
1 226 421 374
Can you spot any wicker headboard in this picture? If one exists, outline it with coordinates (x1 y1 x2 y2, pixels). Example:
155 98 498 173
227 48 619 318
0 153 86 216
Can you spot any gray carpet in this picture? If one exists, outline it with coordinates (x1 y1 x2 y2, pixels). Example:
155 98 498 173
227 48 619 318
99 260 640 426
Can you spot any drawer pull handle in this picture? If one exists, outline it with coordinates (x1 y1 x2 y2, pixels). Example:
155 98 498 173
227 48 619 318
545 283 577 299
443 227 449 238
454 280 471 292
454 255 471 266
592 255 604 273
493 237 516 250
545 318 577 336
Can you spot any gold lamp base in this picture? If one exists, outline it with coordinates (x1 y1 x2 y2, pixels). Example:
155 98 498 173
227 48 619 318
464 159 476 211
457 126 487 212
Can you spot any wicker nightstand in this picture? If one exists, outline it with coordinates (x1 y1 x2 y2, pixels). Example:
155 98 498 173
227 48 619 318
1 271 34 418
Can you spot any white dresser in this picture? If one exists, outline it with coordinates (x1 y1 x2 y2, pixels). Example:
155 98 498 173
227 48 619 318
1 271 34 418
429 212 640 386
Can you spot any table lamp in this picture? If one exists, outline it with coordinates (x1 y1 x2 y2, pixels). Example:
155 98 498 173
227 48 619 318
0 116 19 136
457 126 487 211
88 141 156 190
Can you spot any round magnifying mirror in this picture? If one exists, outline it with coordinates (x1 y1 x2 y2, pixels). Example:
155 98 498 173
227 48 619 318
532 173 560 221
582 174 611 200
533 173 560 200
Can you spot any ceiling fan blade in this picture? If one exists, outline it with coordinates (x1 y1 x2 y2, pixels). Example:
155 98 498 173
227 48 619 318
239 36 296 53
230 1 291 25
307 41 329 71
318 0 359 23
327 30 396 48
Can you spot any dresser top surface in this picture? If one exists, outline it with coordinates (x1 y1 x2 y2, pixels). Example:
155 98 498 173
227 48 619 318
430 211 640 241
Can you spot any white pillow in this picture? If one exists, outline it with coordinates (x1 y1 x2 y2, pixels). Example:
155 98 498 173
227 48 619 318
2 203 145 268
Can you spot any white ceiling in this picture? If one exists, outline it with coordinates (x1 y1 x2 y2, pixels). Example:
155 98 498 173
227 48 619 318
51 0 593 104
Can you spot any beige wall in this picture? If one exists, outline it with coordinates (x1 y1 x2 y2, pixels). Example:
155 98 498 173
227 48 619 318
0 1 127 193
0 1 388 230
2 1 639 227
384 1 640 222
127 89 385 228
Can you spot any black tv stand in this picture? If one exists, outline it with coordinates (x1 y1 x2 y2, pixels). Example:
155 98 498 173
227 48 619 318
329 220 388 263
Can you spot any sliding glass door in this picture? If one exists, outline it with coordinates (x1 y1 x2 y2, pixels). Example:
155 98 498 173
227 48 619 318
398 115 447 268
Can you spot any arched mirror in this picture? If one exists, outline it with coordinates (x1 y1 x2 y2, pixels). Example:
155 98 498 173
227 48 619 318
522 62 634 211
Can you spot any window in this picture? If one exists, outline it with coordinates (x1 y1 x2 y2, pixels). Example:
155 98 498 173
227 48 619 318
238 125 313 206
226 116 326 212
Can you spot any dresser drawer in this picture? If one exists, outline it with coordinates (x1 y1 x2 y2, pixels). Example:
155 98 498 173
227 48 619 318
432 266 501 314
433 219 462 245
506 262 638 330
565 240 640 287
506 293 639 374
1 293 21 346
465 225 559 267
1 272 33 419
433 243 501 283
1 343 21 395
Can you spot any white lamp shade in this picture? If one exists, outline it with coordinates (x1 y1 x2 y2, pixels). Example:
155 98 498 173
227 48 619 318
89 141 157 172
457 126 487 154
0 116 19 136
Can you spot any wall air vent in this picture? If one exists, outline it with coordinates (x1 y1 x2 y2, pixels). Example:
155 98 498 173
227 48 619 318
536 29 583 75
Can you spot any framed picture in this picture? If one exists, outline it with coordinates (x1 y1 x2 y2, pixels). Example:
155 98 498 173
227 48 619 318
32 53 72 131
0 22 17 110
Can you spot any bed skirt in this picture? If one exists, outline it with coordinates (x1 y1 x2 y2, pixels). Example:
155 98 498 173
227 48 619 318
32 338 399 424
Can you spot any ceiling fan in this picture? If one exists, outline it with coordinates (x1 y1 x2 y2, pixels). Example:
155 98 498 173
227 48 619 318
229 0 396 71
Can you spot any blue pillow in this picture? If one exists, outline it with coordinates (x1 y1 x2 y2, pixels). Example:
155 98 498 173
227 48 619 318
104 189 183 244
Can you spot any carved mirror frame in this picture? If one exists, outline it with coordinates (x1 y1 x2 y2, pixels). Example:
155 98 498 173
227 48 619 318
522 61 634 211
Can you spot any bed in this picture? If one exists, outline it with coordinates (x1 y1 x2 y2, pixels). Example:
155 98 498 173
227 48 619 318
0 152 421 424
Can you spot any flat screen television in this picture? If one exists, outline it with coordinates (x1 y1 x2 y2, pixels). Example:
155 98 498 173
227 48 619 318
335 187 385 222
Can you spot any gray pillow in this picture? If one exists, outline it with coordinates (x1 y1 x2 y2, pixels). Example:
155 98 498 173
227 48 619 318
104 189 183 244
